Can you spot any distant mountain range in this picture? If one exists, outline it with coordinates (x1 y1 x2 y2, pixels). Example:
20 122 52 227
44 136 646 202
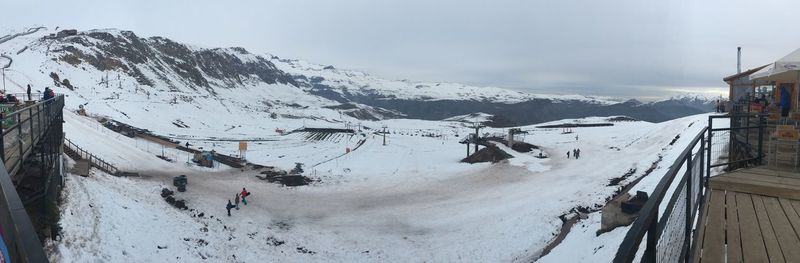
0 27 715 128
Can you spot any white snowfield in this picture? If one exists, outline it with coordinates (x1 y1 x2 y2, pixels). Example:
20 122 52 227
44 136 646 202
48 109 709 262
0 27 712 262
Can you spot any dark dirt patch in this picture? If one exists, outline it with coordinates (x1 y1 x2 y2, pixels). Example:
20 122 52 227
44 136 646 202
608 168 637 187
296 247 316 255
161 188 188 210
606 116 638 122
266 236 285 246
536 123 614 128
269 221 293 231
256 168 315 186
461 144 513 163
669 134 681 146
485 137 540 153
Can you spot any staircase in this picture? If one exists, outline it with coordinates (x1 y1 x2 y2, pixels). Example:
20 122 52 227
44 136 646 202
63 138 118 176
63 145 82 161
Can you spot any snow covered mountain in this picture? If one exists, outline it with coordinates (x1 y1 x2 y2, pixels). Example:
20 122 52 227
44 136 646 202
268 55 716 125
0 27 713 129
0 27 726 262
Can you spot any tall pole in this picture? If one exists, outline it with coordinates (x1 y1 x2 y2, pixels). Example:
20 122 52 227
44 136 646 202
473 123 480 153
382 124 387 146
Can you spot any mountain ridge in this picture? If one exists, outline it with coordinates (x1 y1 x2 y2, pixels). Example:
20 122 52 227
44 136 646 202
0 27 714 127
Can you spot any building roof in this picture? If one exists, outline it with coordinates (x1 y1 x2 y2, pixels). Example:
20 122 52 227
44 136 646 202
723 64 770 82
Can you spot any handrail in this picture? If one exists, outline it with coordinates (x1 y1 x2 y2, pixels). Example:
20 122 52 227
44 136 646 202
614 127 708 263
0 160 47 262
0 95 63 263
1 95 64 178
707 113 765 173
63 138 118 175
615 113 766 262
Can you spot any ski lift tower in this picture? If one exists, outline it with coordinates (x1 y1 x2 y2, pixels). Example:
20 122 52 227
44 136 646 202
382 124 388 146
507 128 526 148
471 122 484 153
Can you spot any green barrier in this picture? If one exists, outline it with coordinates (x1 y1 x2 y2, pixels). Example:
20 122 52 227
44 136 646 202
0 105 14 129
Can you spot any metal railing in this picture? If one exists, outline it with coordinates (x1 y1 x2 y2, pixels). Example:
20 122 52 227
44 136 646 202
615 113 766 263
614 127 707 263
64 138 118 175
707 113 765 175
1 96 64 178
0 161 47 263
0 95 64 263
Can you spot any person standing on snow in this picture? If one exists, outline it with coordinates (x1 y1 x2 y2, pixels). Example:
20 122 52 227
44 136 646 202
26 84 31 101
241 188 249 205
226 200 235 216
234 193 240 210
567 151 570 159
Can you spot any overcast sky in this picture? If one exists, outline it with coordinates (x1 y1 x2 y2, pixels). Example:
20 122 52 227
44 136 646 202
4 0 800 100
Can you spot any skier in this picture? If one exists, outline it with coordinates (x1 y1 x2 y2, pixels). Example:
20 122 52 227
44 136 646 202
234 193 240 210
567 151 570 159
241 188 249 205
577 148 581 159
226 200 235 216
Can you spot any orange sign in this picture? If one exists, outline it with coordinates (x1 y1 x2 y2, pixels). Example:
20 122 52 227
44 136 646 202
239 141 248 151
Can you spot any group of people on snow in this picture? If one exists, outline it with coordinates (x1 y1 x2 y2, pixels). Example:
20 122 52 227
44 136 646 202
567 148 581 159
226 187 251 216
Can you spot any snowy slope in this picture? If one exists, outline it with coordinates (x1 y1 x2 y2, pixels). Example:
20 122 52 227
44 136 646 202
0 27 720 262
48 108 711 262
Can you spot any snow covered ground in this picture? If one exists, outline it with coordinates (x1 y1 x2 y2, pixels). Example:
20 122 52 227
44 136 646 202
0 27 718 262
46 109 712 262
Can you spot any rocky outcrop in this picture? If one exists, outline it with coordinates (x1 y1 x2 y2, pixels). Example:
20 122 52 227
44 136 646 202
50 30 297 93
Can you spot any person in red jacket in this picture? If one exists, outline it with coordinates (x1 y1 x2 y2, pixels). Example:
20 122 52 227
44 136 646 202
241 188 249 205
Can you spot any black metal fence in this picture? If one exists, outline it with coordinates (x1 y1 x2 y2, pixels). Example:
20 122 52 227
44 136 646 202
707 114 765 174
0 95 64 263
614 113 766 263
614 127 707 263
1 96 65 179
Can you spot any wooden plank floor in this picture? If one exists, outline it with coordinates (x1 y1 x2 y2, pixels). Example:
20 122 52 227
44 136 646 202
693 166 800 262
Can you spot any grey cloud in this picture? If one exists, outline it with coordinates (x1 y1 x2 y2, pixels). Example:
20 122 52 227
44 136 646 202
3 0 800 100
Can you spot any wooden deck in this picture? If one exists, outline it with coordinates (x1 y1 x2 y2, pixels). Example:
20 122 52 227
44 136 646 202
693 166 800 262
